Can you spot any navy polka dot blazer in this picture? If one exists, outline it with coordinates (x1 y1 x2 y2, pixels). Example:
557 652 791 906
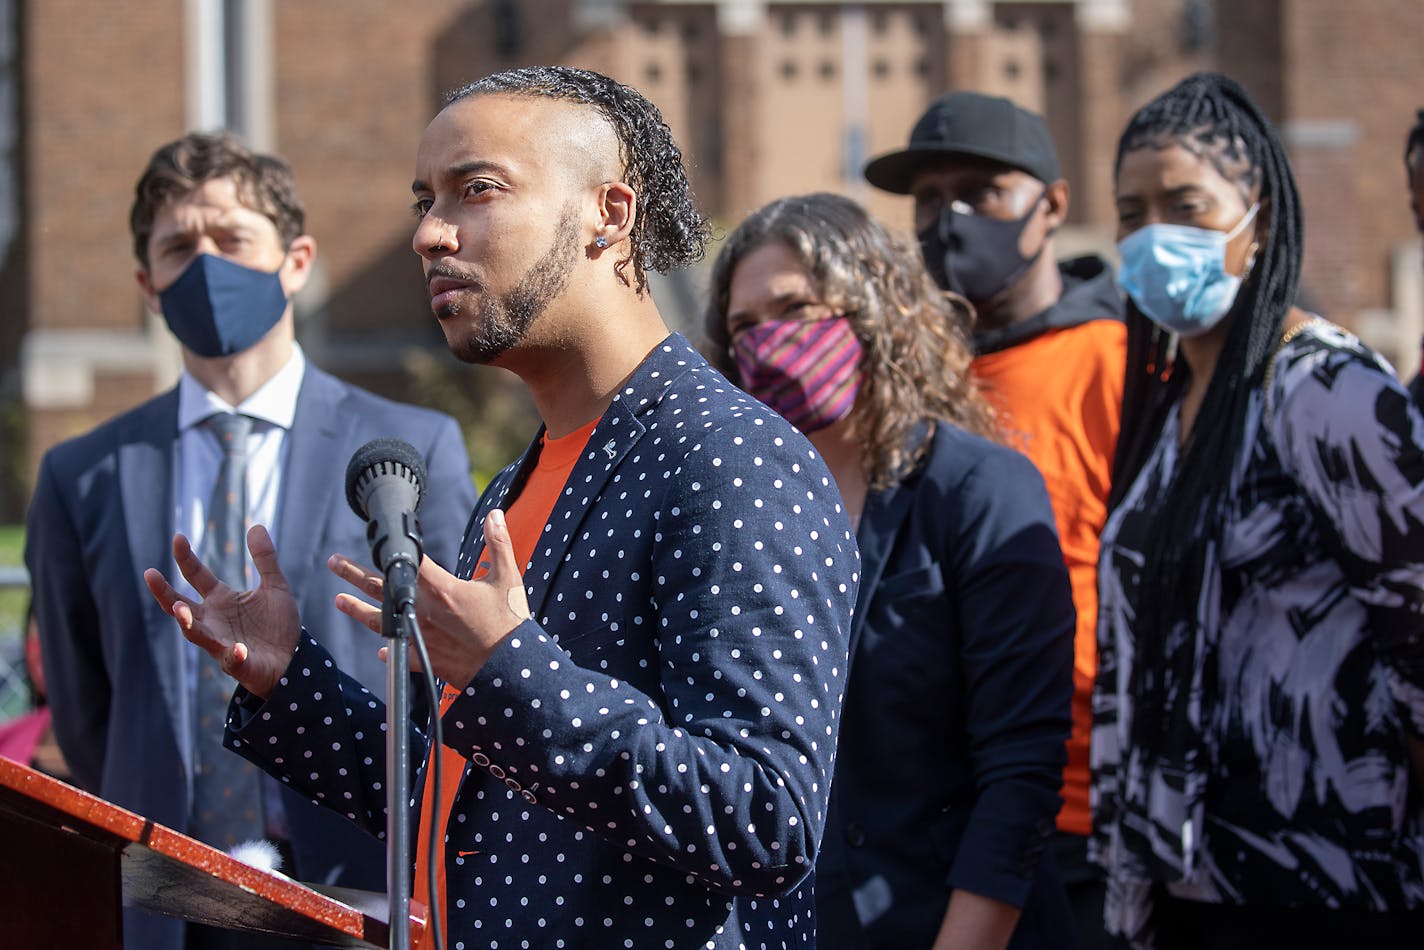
230 334 859 948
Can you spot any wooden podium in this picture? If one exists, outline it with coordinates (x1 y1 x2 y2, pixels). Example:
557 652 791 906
0 756 426 948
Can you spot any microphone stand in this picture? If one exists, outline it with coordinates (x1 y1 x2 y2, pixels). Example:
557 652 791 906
344 439 429 950
382 559 419 950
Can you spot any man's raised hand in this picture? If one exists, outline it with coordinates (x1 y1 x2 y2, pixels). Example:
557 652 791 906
144 524 302 699
329 508 531 689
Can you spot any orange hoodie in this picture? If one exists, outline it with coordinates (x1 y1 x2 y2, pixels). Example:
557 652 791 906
970 259 1125 836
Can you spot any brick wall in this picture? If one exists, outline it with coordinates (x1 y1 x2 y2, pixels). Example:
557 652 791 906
14 0 1424 504
1288 133 1360 322
21 0 188 491
1280 0 1424 330
26 0 185 334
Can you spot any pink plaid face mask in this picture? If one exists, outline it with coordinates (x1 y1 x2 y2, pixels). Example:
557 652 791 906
730 315 864 434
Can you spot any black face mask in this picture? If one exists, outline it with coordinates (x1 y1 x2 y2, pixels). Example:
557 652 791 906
917 193 1046 304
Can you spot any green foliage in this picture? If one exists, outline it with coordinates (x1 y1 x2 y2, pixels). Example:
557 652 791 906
0 385 30 522
0 524 29 720
0 523 26 623
0 524 22 563
401 348 541 490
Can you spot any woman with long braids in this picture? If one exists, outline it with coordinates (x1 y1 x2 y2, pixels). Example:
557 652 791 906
1094 72 1424 948
707 193 1076 949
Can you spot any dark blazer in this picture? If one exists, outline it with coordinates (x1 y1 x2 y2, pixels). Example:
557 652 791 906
229 334 860 948
814 422 1077 949
24 363 476 950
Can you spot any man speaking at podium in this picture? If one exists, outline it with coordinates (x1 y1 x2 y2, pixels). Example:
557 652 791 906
146 67 858 948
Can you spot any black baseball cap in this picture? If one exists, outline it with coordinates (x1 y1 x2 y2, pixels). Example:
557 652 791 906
864 91 1062 194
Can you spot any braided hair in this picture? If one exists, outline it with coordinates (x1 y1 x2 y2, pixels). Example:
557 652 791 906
447 66 712 295
1407 109 1424 230
1406 108 1424 178
1110 73 1303 742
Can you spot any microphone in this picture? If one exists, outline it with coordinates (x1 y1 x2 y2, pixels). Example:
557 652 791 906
344 438 427 614
346 440 427 947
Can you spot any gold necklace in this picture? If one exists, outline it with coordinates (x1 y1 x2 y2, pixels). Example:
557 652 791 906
1278 317 1324 349
1264 316 1328 420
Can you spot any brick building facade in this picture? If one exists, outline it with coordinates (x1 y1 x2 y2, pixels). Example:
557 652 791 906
3 0 1422 517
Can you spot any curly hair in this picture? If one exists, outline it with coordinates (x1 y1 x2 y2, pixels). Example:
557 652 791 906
1110 72 1304 746
130 130 305 269
704 193 997 490
447 66 711 296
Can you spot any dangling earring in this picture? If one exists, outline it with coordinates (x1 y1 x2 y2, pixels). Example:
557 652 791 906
1242 242 1260 279
594 234 609 249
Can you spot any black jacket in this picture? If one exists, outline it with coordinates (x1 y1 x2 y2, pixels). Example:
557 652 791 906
973 255 1123 356
813 422 1077 948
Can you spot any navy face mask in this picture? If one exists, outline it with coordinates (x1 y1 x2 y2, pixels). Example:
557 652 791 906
917 191 1046 304
158 254 289 358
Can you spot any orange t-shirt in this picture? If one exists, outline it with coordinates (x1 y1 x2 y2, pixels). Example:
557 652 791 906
414 418 598 948
972 320 1125 836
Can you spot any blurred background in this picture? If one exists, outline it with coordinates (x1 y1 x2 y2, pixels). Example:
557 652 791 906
2 0 1423 721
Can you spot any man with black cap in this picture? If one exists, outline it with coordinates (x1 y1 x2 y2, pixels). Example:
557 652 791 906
866 90 1124 949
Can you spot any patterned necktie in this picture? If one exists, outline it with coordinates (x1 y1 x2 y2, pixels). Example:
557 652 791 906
190 412 264 850
201 413 253 588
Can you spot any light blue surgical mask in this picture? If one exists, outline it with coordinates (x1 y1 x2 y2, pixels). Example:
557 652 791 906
1115 203 1259 337
158 253 289 358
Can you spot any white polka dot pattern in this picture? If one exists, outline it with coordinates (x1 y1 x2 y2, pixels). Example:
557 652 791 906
229 335 859 947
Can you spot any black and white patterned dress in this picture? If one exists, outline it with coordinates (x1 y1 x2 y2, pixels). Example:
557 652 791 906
1092 321 1424 946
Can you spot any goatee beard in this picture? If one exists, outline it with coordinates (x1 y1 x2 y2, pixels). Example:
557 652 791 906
456 204 581 365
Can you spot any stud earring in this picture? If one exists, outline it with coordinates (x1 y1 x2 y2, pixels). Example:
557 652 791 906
594 235 608 249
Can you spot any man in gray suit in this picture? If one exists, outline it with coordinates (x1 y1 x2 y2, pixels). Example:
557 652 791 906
23 131 476 950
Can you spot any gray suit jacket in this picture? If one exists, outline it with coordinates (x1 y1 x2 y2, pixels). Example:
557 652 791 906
24 363 476 950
